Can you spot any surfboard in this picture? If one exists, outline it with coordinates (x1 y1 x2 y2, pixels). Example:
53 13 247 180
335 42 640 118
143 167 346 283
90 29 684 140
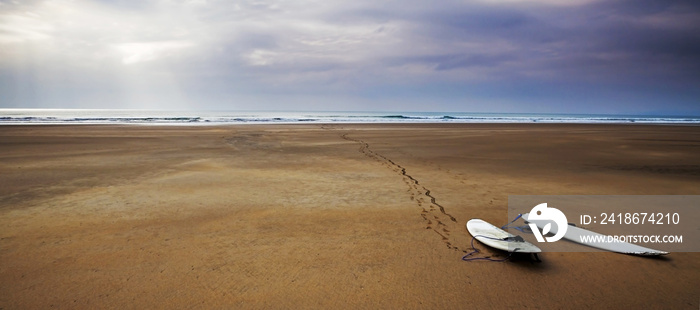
521 213 668 256
466 219 541 253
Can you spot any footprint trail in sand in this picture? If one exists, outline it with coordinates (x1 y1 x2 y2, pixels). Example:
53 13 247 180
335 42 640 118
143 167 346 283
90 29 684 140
341 133 467 253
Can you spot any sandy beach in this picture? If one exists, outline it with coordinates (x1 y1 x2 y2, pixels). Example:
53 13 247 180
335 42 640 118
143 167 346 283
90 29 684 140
1 124 698 309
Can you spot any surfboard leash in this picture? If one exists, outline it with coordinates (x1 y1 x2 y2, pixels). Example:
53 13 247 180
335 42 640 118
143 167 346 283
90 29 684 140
501 213 533 234
462 235 514 262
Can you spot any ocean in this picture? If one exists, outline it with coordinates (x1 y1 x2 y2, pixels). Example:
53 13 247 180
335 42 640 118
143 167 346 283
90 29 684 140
1 109 699 125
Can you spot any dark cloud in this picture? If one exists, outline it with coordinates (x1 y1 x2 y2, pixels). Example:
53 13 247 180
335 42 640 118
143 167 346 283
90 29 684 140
389 53 516 71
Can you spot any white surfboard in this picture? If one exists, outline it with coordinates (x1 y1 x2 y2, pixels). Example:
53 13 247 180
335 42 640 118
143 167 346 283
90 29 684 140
521 213 668 256
466 219 541 253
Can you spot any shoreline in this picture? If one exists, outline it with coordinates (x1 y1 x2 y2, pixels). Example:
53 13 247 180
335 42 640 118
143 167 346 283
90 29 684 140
3 109 700 125
1 124 698 308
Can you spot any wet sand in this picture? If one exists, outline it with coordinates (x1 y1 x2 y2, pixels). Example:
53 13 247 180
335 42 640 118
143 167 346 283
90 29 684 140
1 124 698 308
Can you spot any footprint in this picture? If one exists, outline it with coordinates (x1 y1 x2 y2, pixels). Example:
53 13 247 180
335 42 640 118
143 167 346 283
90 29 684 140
436 231 449 241
340 132 464 253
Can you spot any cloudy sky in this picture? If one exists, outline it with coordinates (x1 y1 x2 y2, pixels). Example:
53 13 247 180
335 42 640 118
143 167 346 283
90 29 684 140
1 0 698 114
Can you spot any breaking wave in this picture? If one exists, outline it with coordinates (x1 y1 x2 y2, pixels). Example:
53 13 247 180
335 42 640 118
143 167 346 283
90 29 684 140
1 110 699 125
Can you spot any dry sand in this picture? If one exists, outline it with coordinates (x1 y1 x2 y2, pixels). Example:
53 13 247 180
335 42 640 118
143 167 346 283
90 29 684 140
1 124 698 309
